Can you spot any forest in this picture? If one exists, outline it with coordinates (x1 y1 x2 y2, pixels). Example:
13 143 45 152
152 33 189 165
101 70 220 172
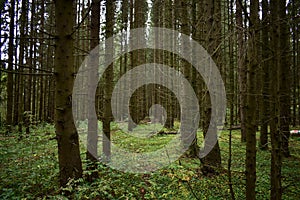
0 0 300 199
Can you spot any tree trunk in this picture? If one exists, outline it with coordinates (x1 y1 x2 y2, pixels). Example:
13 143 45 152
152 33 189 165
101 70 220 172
54 0 83 187
128 0 136 131
103 0 115 162
278 0 291 158
133 0 147 123
6 0 15 129
18 0 28 134
236 0 247 142
86 0 101 181
270 0 282 198
38 0 45 122
245 0 259 199
259 0 269 150
13 5 19 125
179 0 198 158
200 0 222 174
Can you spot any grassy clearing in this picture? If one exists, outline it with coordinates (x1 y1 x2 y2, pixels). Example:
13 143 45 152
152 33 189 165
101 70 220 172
0 123 299 199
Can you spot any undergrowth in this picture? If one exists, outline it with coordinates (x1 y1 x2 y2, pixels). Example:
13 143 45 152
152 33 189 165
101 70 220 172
0 123 299 199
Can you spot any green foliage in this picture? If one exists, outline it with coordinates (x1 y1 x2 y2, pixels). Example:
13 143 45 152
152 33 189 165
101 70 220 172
0 125 299 199
0 124 59 199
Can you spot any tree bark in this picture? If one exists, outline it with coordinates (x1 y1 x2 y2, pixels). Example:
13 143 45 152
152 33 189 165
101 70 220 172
179 0 199 158
54 0 83 187
200 0 222 174
128 0 136 131
236 0 247 142
270 0 282 198
278 0 291 158
18 0 28 134
86 0 101 181
245 0 259 199
103 0 115 162
6 0 15 129
260 0 269 150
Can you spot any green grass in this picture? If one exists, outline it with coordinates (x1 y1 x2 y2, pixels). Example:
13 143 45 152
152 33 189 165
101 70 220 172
0 123 300 199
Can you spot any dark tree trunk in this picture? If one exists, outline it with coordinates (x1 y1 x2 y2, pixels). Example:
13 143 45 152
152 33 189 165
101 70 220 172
6 0 15 129
18 0 28 134
128 0 136 131
260 0 269 150
179 0 198 158
236 0 247 142
54 0 83 187
278 0 291 158
200 0 222 173
103 0 115 162
245 0 259 199
270 0 282 198
86 0 101 182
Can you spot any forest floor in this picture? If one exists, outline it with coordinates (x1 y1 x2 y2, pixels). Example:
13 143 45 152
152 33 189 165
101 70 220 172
0 122 300 199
